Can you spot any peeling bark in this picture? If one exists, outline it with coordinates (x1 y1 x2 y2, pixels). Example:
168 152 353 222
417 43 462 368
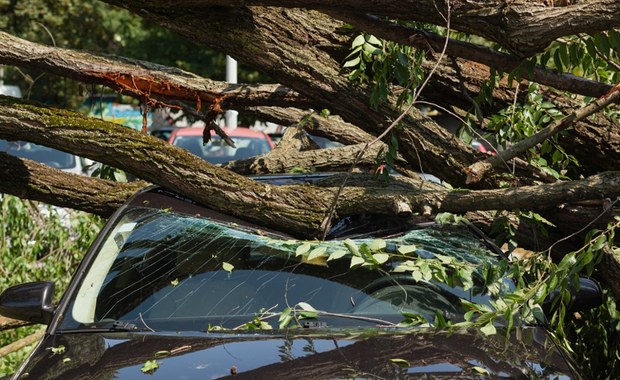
0 32 313 111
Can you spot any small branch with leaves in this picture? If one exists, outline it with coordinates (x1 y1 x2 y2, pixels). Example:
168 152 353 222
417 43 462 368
466 82 620 184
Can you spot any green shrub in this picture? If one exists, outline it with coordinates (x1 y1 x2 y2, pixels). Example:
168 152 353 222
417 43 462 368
0 195 103 377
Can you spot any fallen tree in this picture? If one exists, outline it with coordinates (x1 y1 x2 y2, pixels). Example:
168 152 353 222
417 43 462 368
2 3 620 376
2 97 619 239
0 1 618 274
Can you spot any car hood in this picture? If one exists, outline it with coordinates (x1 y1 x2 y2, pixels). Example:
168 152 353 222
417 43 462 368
15 327 580 379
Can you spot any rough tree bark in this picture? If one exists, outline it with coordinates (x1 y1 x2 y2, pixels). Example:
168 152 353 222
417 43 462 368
102 0 620 57
2 98 620 239
0 2 618 243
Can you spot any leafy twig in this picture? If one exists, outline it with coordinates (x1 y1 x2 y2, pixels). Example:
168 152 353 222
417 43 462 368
466 81 620 184
321 0 452 239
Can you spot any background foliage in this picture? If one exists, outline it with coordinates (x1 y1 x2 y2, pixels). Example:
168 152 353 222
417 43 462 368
0 196 102 377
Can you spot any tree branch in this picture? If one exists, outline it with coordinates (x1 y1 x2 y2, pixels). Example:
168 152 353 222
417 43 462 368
0 31 314 111
103 0 620 56
0 152 145 217
0 330 44 357
466 83 620 184
330 12 615 99
2 98 619 240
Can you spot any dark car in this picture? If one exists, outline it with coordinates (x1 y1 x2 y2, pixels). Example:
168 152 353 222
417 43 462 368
0 174 599 379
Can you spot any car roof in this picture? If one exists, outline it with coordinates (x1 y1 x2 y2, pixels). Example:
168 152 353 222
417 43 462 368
170 127 268 139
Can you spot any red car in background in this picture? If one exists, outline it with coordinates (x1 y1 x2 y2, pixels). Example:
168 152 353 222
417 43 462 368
168 127 274 164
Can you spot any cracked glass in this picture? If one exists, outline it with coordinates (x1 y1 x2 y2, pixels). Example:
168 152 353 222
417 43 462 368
59 190 505 333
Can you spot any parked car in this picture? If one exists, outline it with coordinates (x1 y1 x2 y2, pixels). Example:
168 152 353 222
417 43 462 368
150 127 176 142
0 140 94 176
0 174 600 379
268 131 343 149
168 127 274 164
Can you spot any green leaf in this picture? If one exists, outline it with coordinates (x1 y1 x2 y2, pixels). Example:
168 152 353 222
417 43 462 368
49 345 66 356
344 239 360 256
480 322 497 336
392 260 416 272
222 262 234 273
435 254 452 264
259 321 273 329
558 44 570 69
278 313 292 329
459 268 474 290
366 34 382 47
584 37 597 57
296 243 312 257
362 42 381 55
372 253 389 264
558 252 576 269
472 366 490 375
464 310 476 322
350 255 366 268
390 358 411 367
359 243 373 259
368 239 386 252
594 33 611 56
412 270 423 282
553 49 563 71
297 302 316 312
351 34 365 48
434 310 447 327
591 235 607 251
278 308 293 329
327 249 348 261
141 360 160 374
530 304 546 323
307 246 328 261
397 245 417 254
343 56 361 68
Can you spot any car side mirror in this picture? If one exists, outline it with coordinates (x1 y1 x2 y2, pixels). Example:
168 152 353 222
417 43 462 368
0 281 55 324
543 277 603 317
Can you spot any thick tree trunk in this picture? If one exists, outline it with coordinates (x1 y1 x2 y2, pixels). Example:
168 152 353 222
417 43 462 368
2 97 620 240
3 26 617 183
93 5 488 187
104 1 620 57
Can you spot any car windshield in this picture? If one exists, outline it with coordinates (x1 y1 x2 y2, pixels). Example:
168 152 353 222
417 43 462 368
172 135 271 164
60 194 508 333
0 140 76 169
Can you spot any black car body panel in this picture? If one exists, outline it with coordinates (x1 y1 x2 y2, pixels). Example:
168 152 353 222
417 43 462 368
18 327 578 379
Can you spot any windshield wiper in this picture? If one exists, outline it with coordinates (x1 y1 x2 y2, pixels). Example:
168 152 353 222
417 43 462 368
59 320 144 334
109 320 140 331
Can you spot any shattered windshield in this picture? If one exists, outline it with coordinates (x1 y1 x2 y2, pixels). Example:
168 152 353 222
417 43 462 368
61 200 508 333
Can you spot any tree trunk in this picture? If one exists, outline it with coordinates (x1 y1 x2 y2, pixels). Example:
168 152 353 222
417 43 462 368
2 97 620 240
104 1 620 57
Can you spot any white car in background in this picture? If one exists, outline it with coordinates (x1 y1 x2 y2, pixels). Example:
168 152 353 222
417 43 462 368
0 140 95 176
0 140 97 229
